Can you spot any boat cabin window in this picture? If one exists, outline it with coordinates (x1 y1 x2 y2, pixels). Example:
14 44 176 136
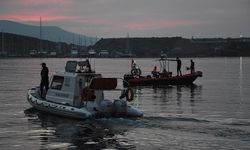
51 76 64 90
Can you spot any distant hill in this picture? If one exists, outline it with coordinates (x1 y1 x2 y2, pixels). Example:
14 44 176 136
94 37 250 57
0 20 97 46
0 32 87 57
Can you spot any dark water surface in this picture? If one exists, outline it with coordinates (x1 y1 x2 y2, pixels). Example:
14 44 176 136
0 57 250 150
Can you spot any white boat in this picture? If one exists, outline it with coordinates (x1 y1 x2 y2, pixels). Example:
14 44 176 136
27 60 143 119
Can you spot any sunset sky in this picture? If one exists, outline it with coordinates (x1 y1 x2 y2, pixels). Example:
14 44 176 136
0 0 249 38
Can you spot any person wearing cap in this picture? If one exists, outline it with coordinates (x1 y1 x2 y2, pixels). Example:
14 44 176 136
40 63 49 98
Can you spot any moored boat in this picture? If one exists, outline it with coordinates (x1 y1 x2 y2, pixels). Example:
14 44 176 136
27 60 143 119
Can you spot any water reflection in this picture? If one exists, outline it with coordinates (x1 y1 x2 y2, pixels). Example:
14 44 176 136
189 84 202 101
152 85 174 102
137 84 202 102
176 84 203 113
24 108 137 149
176 85 182 104
134 84 203 115
239 57 243 104
134 87 143 108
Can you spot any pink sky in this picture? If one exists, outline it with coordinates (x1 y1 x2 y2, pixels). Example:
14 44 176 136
0 14 79 22
0 0 249 38
21 0 71 5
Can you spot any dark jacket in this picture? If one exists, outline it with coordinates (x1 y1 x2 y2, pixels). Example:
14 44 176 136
41 66 49 84
177 59 182 69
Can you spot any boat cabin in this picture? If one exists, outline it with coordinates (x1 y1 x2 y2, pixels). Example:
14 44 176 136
46 60 104 107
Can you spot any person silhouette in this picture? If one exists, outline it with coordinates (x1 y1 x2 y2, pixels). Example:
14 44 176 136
176 57 182 76
40 63 49 98
190 59 195 74
152 66 159 78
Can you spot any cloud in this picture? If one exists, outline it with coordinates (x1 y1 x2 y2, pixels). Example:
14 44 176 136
21 0 71 5
0 0 249 38
0 14 79 22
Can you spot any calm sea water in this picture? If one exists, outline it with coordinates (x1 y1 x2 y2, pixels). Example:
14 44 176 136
0 57 250 150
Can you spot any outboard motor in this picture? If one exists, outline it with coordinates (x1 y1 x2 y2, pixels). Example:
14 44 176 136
97 100 113 117
112 100 127 117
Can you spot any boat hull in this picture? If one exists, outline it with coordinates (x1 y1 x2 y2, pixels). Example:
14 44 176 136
27 88 92 119
27 88 143 119
124 71 202 86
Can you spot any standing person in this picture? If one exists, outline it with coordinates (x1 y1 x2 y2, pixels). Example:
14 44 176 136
190 59 195 74
176 57 182 76
40 63 49 98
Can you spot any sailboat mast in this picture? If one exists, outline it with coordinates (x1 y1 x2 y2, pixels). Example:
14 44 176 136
1 29 4 55
39 17 42 53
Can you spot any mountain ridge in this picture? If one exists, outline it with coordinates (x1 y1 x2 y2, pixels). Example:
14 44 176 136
0 20 96 46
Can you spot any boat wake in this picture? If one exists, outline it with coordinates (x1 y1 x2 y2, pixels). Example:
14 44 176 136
24 108 250 149
24 107 138 149
138 116 250 142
